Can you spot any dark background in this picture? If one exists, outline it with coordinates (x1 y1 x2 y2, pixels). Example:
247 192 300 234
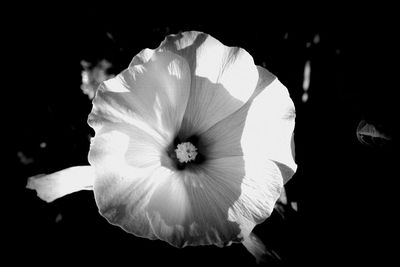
9 5 398 266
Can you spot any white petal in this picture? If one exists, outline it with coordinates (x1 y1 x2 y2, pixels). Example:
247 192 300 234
180 157 246 246
178 156 283 248
26 166 95 202
198 157 282 227
241 78 297 183
93 155 247 247
160 31 259 137
88 48 191 143
231 158 283 224
199 66 277 159
200 66 295 184
93 164 190 243
225 157 284 262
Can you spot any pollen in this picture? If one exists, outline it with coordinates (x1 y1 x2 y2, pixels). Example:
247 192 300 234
175 142 198 163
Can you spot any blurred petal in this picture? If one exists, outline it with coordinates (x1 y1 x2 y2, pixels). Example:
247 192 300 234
88 48 191 143
161 31 259 137
356 119 392 147
277 186 288 205
26 166 95 203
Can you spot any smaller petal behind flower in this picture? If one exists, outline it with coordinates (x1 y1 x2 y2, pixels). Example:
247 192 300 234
242 232 268 264
26 166 95 203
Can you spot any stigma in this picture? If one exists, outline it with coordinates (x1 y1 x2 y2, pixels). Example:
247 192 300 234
175 142 198 163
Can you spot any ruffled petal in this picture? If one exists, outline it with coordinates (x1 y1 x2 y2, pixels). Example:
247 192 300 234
160 31 260 137
213 157 283 262
88 47 191 144
26 166 95 203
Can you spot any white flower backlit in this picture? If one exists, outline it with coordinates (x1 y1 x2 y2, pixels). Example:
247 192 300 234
27 31 297 262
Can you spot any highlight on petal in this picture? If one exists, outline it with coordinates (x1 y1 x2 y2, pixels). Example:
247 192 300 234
241 78 297 183
88 47 191 144
26 166 95 203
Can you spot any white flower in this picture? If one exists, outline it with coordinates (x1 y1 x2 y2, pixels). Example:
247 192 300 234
27 31 297 262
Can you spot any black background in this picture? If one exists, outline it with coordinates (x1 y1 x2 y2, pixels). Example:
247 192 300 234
8 5 398 266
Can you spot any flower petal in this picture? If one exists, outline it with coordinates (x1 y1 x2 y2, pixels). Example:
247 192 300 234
26 166 95 203
160 31 260 137
180 155 283 250
88 123 164 169
88 47 191 143
93 164 184 241
241 77 297 183
200 157 282 226
93 156 245 248
199 67 276 159
200 66 296 183
200 157 283 262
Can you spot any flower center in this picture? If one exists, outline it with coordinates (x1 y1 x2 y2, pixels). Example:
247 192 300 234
175 142 198 163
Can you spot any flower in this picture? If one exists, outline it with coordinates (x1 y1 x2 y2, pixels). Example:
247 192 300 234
80 59 115 99
27 31 297 262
